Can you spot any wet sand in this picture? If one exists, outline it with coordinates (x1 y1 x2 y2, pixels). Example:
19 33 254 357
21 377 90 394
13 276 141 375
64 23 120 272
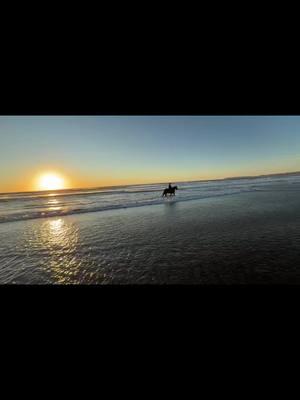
1 190 300 284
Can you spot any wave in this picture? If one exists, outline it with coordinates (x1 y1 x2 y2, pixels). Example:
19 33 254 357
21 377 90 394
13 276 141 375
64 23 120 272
2 175 300 224
0 187 260 224
1 176 296 203
0 187 166 203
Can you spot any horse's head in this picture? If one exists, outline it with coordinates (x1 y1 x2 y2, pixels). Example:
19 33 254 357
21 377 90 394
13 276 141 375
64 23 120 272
174 186 178 190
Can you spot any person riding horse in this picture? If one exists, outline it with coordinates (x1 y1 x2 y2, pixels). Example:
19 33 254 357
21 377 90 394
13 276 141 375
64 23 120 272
162 183 178 197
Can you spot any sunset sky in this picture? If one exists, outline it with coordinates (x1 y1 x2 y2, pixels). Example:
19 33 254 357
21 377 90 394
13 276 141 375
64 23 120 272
1 116 300 193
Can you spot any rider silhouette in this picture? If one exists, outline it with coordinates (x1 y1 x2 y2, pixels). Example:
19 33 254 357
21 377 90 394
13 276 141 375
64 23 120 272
168 183 172 190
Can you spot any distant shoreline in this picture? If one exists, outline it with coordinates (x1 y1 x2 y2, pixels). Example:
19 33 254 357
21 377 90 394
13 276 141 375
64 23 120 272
1 170 300 196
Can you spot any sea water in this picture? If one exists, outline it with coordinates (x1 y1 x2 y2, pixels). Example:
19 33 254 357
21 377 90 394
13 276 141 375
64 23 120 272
1 175 300 224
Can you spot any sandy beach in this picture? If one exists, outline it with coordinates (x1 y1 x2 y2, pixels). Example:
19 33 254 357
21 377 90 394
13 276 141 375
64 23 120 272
1 185 300 284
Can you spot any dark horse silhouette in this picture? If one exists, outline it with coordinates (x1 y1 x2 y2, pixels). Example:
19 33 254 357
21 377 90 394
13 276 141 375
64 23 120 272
162 186 178 197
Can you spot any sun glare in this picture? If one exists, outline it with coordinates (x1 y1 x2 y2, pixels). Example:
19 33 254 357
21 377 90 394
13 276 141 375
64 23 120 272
37 173 65 191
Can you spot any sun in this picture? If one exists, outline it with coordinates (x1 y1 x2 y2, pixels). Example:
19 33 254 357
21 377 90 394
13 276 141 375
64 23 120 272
37 172 65 191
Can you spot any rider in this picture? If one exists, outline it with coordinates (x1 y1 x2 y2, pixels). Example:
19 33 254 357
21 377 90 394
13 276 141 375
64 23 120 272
168 183 172 190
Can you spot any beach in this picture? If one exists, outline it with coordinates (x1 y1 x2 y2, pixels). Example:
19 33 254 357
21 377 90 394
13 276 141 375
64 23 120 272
1 176 300 284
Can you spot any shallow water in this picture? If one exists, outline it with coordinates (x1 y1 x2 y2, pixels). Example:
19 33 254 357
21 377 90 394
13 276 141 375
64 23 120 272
1 176 300 284
1 175 300 224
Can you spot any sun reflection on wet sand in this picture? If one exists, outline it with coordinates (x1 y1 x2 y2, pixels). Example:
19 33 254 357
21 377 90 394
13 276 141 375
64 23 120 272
40 218 82 283
49 218 63 233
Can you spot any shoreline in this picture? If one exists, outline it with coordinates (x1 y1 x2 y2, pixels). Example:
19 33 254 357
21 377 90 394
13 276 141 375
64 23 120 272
0 189 263 225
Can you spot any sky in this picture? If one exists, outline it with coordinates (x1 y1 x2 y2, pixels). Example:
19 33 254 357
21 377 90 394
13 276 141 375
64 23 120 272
1 116 300 192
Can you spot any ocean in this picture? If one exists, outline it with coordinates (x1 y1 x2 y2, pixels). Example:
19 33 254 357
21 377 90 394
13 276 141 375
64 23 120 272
1 175 300 284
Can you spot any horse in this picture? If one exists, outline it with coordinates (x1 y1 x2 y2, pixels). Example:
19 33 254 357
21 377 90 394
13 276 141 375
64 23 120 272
162 186 178 197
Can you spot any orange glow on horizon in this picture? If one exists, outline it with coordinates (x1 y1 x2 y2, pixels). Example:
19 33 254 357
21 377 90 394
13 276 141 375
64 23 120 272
2 165 300 194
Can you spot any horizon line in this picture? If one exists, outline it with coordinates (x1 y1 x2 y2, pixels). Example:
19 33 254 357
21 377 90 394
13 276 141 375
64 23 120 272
1 170 300 196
